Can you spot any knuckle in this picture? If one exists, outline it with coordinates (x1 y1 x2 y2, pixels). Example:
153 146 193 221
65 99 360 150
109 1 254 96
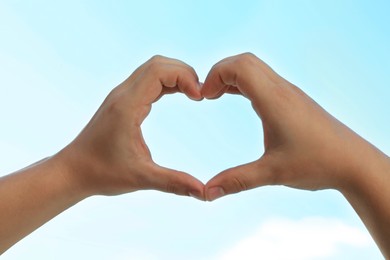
166 181 179 195
232 176 248 193
146 62 160 75
240 52 257 60
235 52 259 67
105 92 125 116
262 156 283 186
149 54 165 63
187 65 198 78
146 55 166 73
105 101 129 124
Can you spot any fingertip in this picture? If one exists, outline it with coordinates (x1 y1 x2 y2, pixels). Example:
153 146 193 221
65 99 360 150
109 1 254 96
195 82 205 101
201 71 230 100
206 186 226 201
187 176 206 201
191 89 204 101
198 81 204 91
200 82 215 99
202 93 214 100
204 161 261 201
189 190 206 201
186 92 203 101
204 174 228 201
183 81 204 101
149 164 206 199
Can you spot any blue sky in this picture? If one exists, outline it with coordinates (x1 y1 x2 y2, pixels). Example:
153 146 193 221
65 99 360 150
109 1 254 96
0 1 389 259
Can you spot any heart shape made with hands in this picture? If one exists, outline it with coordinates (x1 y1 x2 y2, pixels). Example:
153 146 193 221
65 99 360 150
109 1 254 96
81 53 338 203
124 53 327 202
132 53 280 202
59 53 385 260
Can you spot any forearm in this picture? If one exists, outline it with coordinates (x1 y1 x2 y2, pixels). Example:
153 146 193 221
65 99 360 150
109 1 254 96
339 143 390 259
0 154 87 253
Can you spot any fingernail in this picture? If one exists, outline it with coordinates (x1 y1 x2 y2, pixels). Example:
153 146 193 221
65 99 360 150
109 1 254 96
197 82 204 90
207 186 225 201
189 190 204 201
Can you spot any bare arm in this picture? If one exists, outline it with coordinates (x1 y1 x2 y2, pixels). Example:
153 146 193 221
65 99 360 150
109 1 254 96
0 56 205 254
0 157 86 253
202 53 390 258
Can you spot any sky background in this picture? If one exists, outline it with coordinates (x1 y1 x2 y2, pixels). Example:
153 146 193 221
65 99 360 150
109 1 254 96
0 0 389 259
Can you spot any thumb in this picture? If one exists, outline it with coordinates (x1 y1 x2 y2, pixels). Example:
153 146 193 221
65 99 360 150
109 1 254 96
146 163 206 201
205 157 274 201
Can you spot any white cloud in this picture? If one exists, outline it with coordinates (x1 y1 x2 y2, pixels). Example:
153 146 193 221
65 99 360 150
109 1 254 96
217 217 375 260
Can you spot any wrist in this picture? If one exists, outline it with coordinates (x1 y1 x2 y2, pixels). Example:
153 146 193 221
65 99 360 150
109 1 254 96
336 142 390 258
337 139 390 196
51 146 96 200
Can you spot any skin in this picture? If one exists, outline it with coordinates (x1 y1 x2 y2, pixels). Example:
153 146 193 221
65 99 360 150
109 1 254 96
0 53 389 257
202 53 390 258
0 56 205 253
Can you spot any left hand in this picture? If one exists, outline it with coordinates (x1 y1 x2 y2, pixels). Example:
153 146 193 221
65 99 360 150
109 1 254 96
56 55 205 200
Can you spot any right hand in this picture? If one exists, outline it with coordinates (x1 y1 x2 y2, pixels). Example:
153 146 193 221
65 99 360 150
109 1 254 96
202 53 383 201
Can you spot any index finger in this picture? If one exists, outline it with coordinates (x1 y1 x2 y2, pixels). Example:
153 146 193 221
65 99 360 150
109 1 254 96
134 55 202 103
202 53 282 104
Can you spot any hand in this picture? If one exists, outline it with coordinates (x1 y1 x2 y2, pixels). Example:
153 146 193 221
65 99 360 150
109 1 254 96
56 55 205 199
202 53 385 201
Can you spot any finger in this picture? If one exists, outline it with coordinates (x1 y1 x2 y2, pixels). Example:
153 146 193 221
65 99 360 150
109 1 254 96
202 84 230 100
154 86 180 102
202 58 238 99
131 58 202 105
204 156 274 201
153 78 203 102
123 55 196 86
208 85 243 99
202 53 281 104
145 163 206 201
225 85 243 95
158 63 202 101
